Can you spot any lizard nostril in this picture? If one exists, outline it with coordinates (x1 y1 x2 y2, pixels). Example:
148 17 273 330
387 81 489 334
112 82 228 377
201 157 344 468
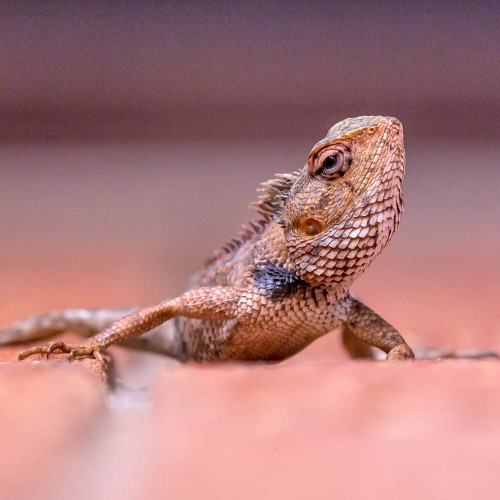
301 217 323 236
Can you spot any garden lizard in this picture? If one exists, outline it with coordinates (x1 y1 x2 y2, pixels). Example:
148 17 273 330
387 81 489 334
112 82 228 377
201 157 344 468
1 116 416 363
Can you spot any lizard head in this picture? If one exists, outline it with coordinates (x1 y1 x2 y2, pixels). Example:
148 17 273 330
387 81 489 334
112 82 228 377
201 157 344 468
282 115 405 287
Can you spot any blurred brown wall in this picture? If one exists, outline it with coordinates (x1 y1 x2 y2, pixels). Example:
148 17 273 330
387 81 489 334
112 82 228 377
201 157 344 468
0 1 498 142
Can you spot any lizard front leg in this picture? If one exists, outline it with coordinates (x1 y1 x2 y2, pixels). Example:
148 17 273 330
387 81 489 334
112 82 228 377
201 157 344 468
18 287 242 361
342 297 415 361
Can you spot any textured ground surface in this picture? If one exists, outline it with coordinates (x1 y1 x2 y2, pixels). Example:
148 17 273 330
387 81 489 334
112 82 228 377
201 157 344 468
1 141 499 500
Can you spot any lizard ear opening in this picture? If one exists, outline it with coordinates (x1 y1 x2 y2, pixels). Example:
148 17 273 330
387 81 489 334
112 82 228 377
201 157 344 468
301 217 323 236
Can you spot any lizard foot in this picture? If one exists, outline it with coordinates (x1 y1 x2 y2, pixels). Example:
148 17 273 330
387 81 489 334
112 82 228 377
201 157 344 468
18 341 104 362
386 343 415 361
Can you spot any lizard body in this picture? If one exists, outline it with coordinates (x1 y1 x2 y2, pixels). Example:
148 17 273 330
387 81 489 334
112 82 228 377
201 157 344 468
2 116 415 362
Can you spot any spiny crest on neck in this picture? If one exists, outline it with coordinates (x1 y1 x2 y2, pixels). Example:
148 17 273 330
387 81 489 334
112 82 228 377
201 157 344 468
205 171 301 267
250 171 301 221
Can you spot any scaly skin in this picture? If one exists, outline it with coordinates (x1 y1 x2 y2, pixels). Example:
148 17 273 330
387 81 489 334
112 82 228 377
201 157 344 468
5 116 415 363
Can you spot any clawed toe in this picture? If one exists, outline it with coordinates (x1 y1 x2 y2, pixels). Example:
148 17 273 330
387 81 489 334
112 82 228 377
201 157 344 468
386 343 415 361
18 341 66 360
18 341 102 361
68 345 103 362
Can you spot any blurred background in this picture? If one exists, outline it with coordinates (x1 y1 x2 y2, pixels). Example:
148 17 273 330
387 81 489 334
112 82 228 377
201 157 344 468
1 3 499 500
1 0 498 350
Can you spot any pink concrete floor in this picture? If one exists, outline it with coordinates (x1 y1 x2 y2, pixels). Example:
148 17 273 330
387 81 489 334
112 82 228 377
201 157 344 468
0 140 499 500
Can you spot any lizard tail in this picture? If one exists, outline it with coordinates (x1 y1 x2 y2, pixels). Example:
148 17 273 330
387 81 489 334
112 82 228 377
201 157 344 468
341 323 498 361
0 308 134 346
0 307 184 360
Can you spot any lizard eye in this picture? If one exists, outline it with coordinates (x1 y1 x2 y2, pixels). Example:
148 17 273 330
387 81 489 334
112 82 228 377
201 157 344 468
315 145 352 180
323 155 337 169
